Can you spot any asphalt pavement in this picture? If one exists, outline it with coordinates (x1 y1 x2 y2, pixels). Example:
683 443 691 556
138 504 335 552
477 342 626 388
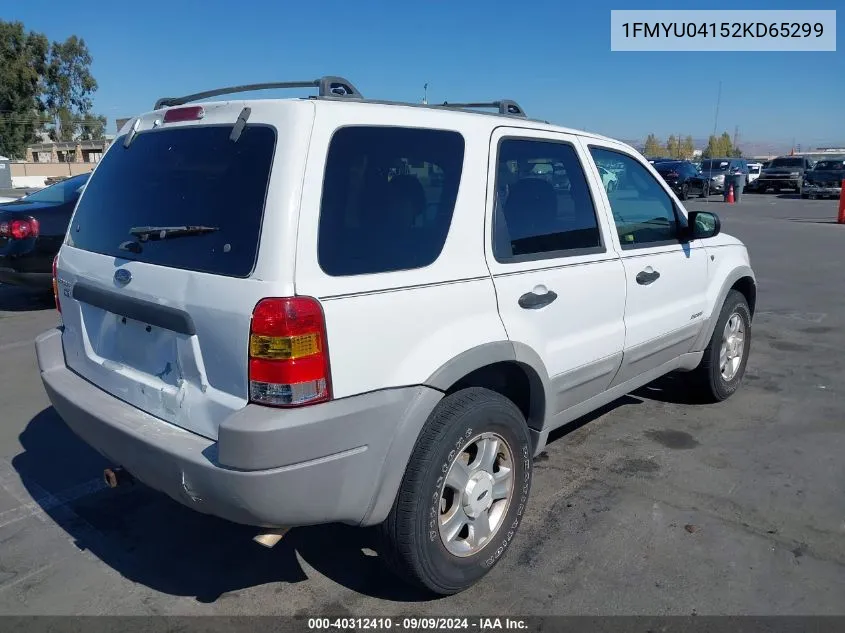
0 192 843 615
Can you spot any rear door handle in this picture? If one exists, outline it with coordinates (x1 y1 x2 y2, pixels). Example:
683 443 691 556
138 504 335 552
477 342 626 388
518 289 558 310
636 269 661 285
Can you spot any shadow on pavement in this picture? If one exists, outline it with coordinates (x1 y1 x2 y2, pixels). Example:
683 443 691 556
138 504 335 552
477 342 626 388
788 218 843 225
0 285 54 313
546 394 642 447
633 372 707 405
13 407 434 604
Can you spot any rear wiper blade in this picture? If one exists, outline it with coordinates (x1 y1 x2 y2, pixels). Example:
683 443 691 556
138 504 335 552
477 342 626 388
128 225 219 241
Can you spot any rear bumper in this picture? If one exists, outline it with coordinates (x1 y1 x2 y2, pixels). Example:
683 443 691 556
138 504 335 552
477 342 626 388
0 267 51 289
36 327 441 528
803 184 842 198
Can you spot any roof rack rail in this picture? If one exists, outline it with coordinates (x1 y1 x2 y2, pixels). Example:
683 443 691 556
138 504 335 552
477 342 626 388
438 100 526 118
154 75 362 109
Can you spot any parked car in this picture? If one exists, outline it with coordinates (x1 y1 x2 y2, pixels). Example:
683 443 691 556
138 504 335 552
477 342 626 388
653 160 710 199
699 158 748 194
598 165 619 191
36 76 756 596
755 156 813 193
746 162 762 185
801 158 845 199
0 173 89 290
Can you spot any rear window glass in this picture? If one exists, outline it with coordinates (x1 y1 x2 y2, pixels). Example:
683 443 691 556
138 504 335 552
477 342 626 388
814 160 845 170
318 126 465 276
700 160 729 171
656 162 683 173
67 125 275 277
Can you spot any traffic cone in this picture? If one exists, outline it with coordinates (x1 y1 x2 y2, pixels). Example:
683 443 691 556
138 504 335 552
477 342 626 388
726 183 735 204
838 179 845 224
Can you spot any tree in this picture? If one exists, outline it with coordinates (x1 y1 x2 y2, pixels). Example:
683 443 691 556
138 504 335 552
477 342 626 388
666 135 680 159
0 21 48 158
702 131 735 158
43 35 98 142
78 113 106 140
643 133 665 157
719 132 734 157
681 136 695 160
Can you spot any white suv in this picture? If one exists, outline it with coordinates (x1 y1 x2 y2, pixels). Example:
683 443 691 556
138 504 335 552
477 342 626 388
37 76 756 595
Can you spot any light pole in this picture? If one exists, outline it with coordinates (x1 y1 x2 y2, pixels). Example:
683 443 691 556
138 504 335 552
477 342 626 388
423 83 428 105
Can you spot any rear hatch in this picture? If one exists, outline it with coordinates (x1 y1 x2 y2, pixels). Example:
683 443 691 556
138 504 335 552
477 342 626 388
57 102 310 439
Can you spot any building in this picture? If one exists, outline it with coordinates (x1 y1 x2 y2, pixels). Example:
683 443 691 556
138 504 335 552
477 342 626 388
25 139 112 164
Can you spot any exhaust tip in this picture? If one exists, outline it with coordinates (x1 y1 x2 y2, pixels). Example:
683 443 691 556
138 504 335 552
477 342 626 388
253 527 290 548
103 468 118 488
103 467 133 488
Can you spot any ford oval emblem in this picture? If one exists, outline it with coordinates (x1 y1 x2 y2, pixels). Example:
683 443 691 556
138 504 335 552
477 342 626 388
114 269 132 285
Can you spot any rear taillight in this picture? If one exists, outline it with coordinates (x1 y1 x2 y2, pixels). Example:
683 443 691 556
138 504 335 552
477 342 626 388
248 297 331 407
52 254 61 314
0 218 39 239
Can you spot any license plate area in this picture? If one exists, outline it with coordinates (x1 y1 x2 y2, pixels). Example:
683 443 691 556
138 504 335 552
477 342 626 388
81 303 183 387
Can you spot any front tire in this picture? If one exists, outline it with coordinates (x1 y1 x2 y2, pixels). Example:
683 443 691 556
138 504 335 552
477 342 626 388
689 290 752 402
680 183 690 200
378 388 532 595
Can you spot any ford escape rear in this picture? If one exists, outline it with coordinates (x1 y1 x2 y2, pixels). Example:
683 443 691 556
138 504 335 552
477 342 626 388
37 76 756 595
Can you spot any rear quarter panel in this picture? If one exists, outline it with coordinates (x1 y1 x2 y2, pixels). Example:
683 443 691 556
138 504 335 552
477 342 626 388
293 103 508 398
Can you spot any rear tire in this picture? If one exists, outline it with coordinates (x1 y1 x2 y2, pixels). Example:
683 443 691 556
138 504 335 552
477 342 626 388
688 290 751 403
377 387 532 595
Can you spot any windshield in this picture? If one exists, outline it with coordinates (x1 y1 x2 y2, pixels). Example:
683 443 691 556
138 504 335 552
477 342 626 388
700 160 729 171
67 125 276 278
814 160 845 171
18 174 89 204
769 158 804 168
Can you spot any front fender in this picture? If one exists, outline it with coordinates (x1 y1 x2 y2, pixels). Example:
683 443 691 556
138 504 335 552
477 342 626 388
692 262 756 352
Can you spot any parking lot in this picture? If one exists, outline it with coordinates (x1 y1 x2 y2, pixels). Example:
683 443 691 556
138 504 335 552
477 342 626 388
0 192 843 615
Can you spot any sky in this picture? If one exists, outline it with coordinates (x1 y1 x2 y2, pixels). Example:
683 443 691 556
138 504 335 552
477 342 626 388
5 0 844 149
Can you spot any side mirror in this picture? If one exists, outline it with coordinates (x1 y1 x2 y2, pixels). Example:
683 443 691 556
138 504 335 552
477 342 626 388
688 211 721 240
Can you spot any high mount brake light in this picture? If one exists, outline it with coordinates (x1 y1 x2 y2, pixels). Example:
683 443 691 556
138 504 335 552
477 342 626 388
163 106 205 123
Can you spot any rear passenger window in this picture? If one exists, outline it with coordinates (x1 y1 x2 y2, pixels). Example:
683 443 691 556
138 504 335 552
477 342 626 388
318 126 464 276
493 138 602 262
590 147 680 249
